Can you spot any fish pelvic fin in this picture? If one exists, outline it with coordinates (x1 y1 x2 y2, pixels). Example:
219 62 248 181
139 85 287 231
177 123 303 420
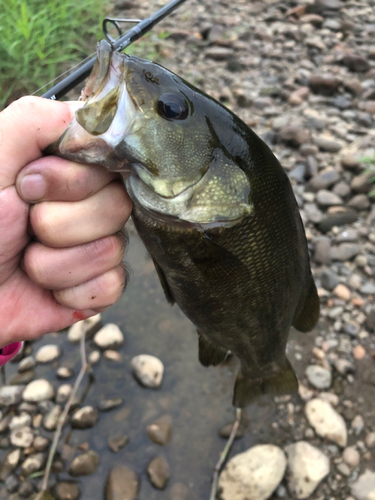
198 332 230 367
233 359 298 408
293 277 320 332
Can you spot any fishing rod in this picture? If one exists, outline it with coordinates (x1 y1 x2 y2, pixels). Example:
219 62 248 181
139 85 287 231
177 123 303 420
42 0 188 101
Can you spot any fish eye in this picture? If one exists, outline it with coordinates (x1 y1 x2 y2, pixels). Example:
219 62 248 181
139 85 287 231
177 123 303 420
156 93 189 121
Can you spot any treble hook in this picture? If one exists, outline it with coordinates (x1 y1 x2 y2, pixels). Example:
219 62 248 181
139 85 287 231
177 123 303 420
103 18 143 45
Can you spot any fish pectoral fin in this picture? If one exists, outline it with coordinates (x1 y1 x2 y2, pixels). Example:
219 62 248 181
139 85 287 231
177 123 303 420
198 332 230 367
152 259 175 305
292 277 320 332
233 359 298 408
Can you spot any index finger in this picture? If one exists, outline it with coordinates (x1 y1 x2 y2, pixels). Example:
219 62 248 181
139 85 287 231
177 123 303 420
0 96 79 189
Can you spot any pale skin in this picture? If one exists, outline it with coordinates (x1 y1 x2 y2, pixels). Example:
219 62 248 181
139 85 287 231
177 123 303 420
0 96 133 348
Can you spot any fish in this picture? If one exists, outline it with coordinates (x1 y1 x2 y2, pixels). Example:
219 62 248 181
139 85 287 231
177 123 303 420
51 39 320 408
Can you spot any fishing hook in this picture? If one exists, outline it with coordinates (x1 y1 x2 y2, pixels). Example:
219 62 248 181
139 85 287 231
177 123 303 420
103 18 142 45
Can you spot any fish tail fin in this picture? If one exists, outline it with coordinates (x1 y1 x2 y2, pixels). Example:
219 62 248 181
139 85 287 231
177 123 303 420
198 332 230 367
293 277 320 332
233 359 298 408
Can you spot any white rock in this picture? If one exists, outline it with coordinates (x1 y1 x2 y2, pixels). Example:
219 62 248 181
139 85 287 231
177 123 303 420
343 446 360 468
9 413 32 430
351 470 375 500
218 444 286 500
18 356 36 373
93 323 124 350
88 351 101 365
10 426 34 448
68 314 102 343
285 441 330 499
306 365 332 390
131 355 164 389
56 384 73 404
0 385 25 406
305 398 347 447
23 379 54 402
35 344 61 364
43 405 62 431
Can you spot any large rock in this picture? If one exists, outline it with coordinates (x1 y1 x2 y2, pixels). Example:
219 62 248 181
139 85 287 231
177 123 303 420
218 444 286 500
305 398 347 446
23 379 54 402
93 324 124 350
351 470 375 500
105 465 139 500
285 441 330 499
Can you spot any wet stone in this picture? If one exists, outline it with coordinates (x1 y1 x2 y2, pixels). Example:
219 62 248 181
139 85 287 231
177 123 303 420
69 450 99 476
71 407 98 429
169 483 189 500
0 449 20 481
11 370 35 386
18 480 34 498
22 379 54 402
306 365 332 389
131 355 164 389
285 441 330 499
43 404 62 431
56 367 74 379
147 456 170 490
98 398 123 412
93 324 124 350
219 444 286 500
305 398 347 447
147 415 172 446
5 474 19 493
54 482 81 500
33 435 49 452
105 465 139 500
21 452 45 475
108 435 129 453
56 384 72 404
0 386 25 406
17 357 35 373
35 345 61 364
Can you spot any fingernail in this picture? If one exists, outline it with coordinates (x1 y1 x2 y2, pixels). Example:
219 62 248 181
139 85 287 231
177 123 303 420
19 174 46 201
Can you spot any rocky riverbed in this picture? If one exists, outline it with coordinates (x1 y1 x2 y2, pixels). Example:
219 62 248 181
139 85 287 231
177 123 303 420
1 0 375 498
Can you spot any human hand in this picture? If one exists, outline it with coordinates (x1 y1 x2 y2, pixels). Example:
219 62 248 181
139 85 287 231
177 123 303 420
0 97 132 348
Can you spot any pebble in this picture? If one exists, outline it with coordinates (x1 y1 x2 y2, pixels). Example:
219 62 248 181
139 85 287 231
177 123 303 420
333 284 351 301
308 169 340 191
169 483 189 500
147 456 170 490
284 441 330 499
9 413 31 430
35 344 61 363
147 415 172 446
18 480 34 497
10 426 34 448
56 384 73 404
34 435 49 452
22 379 54 402
305 398 347 446
98 398 123 412
0 385 25 406
131 355 164 389
43 404 62 431
366 432 375 448
353 345 366 360
331 243 360 261
108 435 129 453
335 358 355 375
348 194 370 210
94 324 124 350
21 452 45 475
313 237 331 265
104 350 122 362
314 136 342 152
218 444 286 500
71 406 98 429
69 450 99 476
68 314 102 343
306 365 332 389
320 269 339 290
351 414 365 434
343 446 360 467
54 482 81 500
5 474 19 493
316 189 343 206
360 282 375 295
351 470 375 500
89 351 101 365
18 356 36 373
56 367 74 379
0 449 20 481
105 465 139 500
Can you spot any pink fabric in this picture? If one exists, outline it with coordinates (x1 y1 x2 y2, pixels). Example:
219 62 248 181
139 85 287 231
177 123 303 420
0 342 23 366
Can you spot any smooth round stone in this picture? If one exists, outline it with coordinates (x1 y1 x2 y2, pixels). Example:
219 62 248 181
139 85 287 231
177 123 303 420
56 384 73 404
21 452 45 475
35 345 61 364
108 435 129 453
10 426 34 448
93 324 124 350
23 379 54 402
105 465 139 499
306 365 332 390
305 398 347 447
18 480 34 497
131 355 164 389
56 367 74 379
18 356 36 373
5 474 19 493
43 405 62 431
33 435 50 452
54 481 81 500
147 456 170 490
0 385 25 406
285 441 330 499
219 445 286 500
343 446 360 467
71 407 98 429
333 284 351 301
9 413 31 430
69 451 99 476
147 415 172 446
88 351 101 365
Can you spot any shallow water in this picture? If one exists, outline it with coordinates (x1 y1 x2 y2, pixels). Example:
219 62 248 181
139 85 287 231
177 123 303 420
1 228 319 499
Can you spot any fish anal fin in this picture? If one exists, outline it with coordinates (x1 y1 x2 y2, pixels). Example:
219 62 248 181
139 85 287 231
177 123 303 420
198 332 229 367
152 259 175 305
293 278 320 332
233 359 298 408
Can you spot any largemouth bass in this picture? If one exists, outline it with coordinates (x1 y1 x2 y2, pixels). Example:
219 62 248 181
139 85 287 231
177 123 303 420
52 40 319 408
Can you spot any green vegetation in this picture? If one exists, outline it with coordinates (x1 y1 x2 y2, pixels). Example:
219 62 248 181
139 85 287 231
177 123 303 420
361 151 375 196
0 0 107 108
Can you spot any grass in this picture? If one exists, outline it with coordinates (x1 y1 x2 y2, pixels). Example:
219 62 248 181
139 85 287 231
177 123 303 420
361 151 375 196
0 0 107 108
